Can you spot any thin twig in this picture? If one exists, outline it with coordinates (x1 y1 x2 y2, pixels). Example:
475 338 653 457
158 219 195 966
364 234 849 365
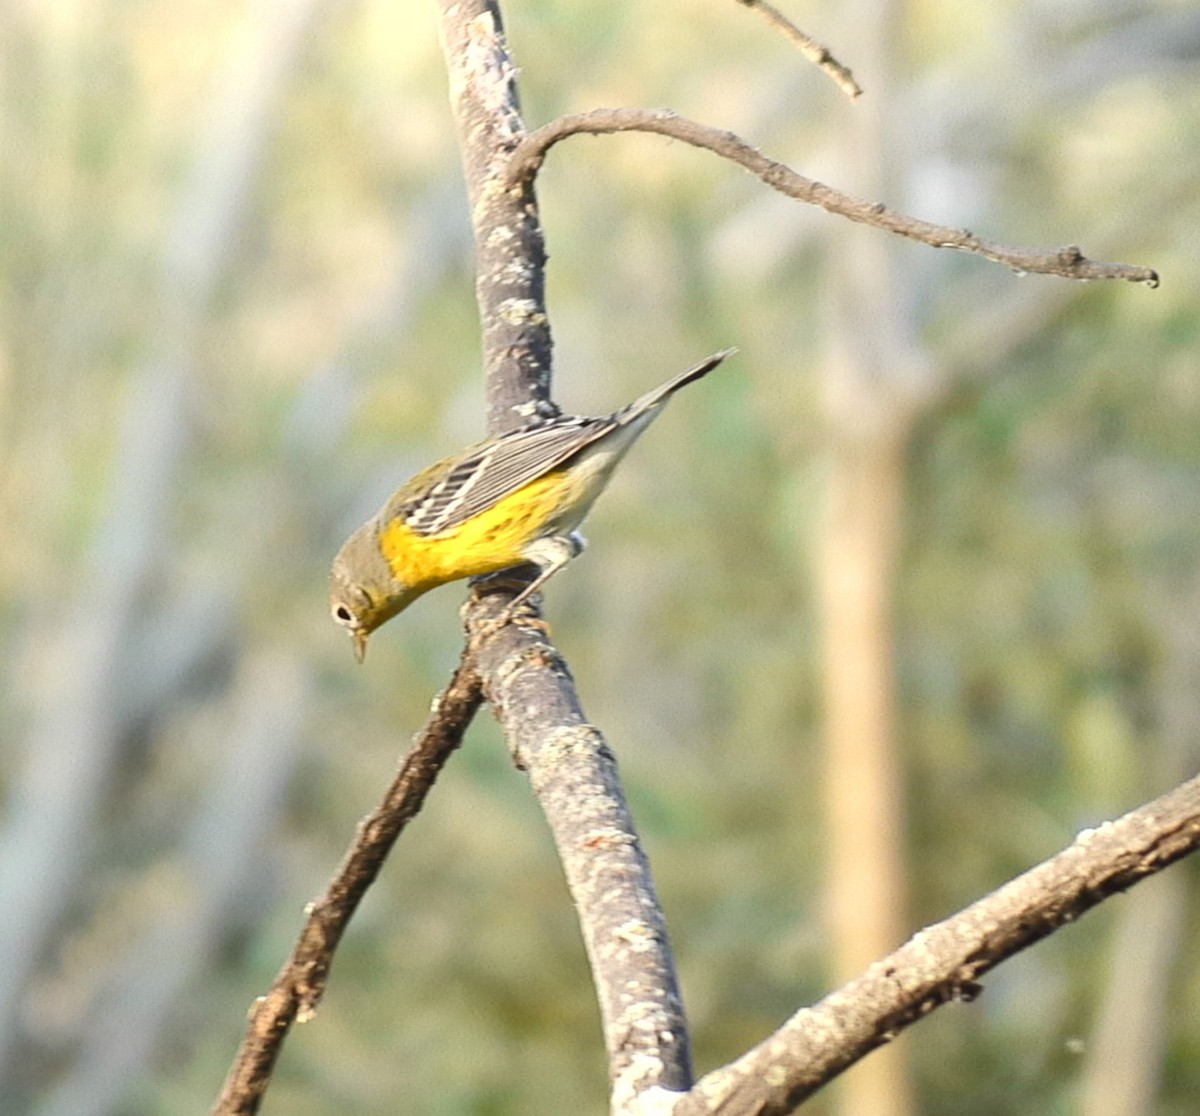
210 655 483 1116
736 0 862 100
670 773 1200 1115
506 108 1160 287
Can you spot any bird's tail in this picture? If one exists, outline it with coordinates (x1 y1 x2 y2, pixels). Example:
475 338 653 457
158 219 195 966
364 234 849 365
618 348 737 423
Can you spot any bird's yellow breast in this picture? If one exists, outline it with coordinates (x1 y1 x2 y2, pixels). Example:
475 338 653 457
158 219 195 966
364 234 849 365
379 468 584 590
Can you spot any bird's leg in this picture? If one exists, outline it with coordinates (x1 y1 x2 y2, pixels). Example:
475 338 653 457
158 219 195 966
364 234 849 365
495 532 586 621
471 534 587 639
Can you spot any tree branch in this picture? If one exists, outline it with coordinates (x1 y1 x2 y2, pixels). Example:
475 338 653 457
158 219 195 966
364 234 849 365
436 0 553 432
666 773 1200 1115
506 108 1160 287
209 655 483 1116
735 0 862 101
437 0 693 1104
468 600 694 1102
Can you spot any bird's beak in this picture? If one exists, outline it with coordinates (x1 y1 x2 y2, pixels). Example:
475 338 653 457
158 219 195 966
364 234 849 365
353 629 369 664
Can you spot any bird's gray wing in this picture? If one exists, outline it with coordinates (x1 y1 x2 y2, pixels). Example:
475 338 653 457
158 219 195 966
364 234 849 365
401 415 615 536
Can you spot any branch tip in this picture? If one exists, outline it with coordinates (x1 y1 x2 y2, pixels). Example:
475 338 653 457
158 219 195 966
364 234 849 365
736 0 863 101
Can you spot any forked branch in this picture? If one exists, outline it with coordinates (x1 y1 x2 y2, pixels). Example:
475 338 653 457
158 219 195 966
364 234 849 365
212 3 1170 1114
506 108 1160 287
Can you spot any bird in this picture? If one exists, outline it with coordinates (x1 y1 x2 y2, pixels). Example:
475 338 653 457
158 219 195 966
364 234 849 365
329 348 735 661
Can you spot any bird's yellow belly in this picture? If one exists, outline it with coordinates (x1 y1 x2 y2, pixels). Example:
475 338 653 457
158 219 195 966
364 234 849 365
379 468 594 589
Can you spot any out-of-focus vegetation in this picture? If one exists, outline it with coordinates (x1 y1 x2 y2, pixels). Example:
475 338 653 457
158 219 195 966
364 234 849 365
1 1 1198 1114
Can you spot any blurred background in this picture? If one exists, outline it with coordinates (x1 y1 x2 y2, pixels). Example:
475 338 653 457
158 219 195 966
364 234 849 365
2 0 1199 1113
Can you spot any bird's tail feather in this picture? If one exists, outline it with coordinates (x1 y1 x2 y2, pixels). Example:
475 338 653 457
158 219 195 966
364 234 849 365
619 348 737 422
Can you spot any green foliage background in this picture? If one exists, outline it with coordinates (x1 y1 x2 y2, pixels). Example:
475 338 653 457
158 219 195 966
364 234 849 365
2 1 1198 1113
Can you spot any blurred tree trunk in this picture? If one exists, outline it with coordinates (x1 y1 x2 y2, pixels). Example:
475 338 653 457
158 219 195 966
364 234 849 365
817 410 916 1116
818 3 925 1114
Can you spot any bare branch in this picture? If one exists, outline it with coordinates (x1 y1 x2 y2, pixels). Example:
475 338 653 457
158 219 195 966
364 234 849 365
468 595 693 1103
210 655 483 1116
438 0 694 1103
437 0 554 432
506 108 1160 287
736 0 862 100
669 774 1200 1115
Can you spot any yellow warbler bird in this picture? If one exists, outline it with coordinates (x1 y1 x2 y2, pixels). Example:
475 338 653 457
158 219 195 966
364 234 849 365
330 348 735 661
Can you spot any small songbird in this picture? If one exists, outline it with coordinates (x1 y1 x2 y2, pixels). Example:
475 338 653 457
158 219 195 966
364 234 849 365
329 348 735 661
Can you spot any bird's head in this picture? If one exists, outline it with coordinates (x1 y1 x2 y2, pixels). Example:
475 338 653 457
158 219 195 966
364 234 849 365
329 524 421 663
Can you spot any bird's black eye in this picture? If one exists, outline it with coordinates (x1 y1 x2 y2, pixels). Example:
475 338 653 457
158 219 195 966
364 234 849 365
335 605 354 623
